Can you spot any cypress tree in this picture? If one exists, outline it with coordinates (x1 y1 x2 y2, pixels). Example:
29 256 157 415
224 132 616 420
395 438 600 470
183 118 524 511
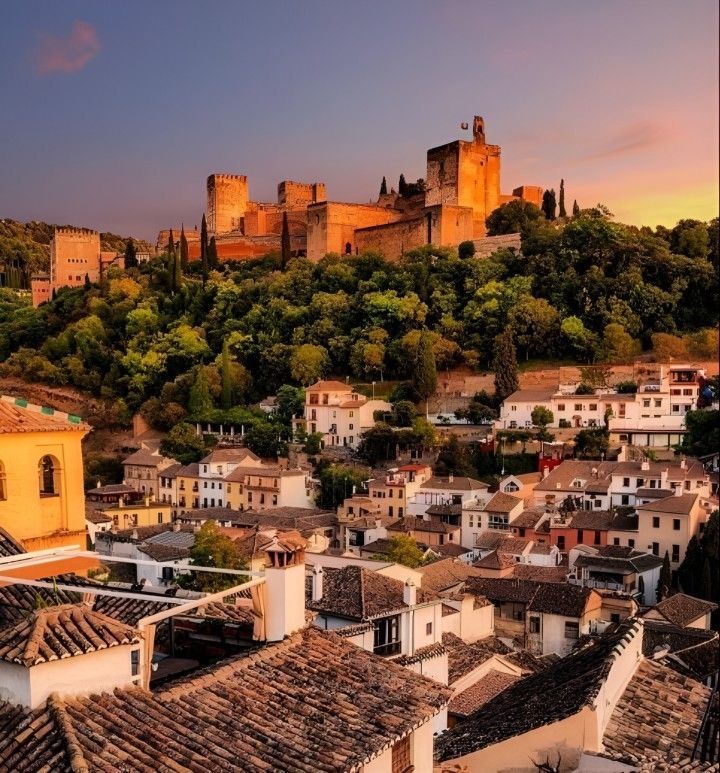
380 176 388 196
572 199 581 216
207 236 218 271
558 179 567 218
281 211 291 271
124 238 137 269
84 273 91 290
221 339 232 410
167 228 175 255
398 173 407 197
541 189 557 220
180 224 189 271
492 331 519 402
413 330 437 406
656 551 672 602
173 251 182 293
200 214 209 286
189 368 214 416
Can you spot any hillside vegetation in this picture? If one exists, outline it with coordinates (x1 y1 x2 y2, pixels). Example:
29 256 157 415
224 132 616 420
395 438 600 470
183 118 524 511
0 207 716 439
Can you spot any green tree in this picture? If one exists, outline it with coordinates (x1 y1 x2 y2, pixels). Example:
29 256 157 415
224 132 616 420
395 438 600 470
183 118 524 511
188 367 214 416
166 228 175 255
200 213 209 286
572 199 580 216
207 236 219 271
281 212 290 271
413 330 437 403
601 323 640 361
179 225 189 271
679 410 720 457
159 423 208 464
220 339 233 410
398 173 407 197
179 521 247 593
290 343 328 385
485 199 543 236
656 551 673 601
541 189 557 220
670 219 710 259
435 435 475 477
390 400 417 427
124 238 137 269
381 535 425 568
245 422 282 458
573 427 609 458
458 240 476 259
317 463 368 509
558 179 567 218
379 176 387 196
531 406 554 431
275 384 305 427
492 331 519 402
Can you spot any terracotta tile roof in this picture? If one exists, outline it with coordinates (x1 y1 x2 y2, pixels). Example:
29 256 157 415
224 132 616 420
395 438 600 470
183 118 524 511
635 493 699 515
484 492 523 513
0 582 79 630
474 551 515 570
510 507 546 529
440 632 511 684
0 396 89 433
306 379 354 391
98 523 194 543
420 476 487 491
496 536 531 555
200 447 260 464
122 447 176 467
0 527 24 558
566 509 616 530
387 516 459 534
504 388 556 402
418 558 484 593
645 593 718 627
474 530 508 550
574 549 663 574
395 641 446 667
430 543 472 557
642 620 719 680
181 506 336 532
86 483 137 496
308 565 440 620
511 564 568 583
503 649 559 675
91 595 175 627
0 603 140 666
448 669 520 717
463 577 596 617
136 542 190 562
435 621 644 760
334 621 374 638
0 626 451 772
84 508 112 524
603 659 712 763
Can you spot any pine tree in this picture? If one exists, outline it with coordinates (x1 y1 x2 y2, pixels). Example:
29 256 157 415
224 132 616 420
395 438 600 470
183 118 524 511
541 189 557 220
558 179 567 218
281 212 290 271
493 331 519 402
572 199 581 216
221 339 232 410
398 173 407 197
167 228 175 255
207 237 218 271
124 238 137 269
380 176 388 196
656 551 672 601
180 224 189 271
200 214 209 286
413 330 437 404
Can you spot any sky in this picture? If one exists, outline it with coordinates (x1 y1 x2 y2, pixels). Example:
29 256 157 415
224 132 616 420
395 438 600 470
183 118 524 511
0 0 718 241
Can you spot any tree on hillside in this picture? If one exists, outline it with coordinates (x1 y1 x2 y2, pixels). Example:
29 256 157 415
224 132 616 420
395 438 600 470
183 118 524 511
179 225 189 270
166 229 175 255
398 173 407 197
316 463 368 510
485 199 543 236
200 214 209 286
159 423 209 465
124 238 137 269
207 236 219 271
558 179 567 218
290 343 328 386
458 240 476 259
492 331 519 402
380 176 387 196
541 189 557 220
572 199 580 216
380 535 425 569
435 435 475 477
281 212 290 271
573 427 609 458
220 339 233 410
413 330 437 405
679 409 720 457
531 406 554 435
245 423 283 458
188 367 214 416
656 551 673 602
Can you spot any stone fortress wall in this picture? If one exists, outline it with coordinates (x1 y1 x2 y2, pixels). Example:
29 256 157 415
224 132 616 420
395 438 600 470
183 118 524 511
160 116 542 263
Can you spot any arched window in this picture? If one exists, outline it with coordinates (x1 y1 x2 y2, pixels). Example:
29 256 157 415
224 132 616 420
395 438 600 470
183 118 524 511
344 242 352 255
0 461 6 501
39 455 60 496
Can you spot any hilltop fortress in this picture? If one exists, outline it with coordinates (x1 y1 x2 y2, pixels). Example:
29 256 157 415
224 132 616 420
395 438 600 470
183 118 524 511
159 116 542 262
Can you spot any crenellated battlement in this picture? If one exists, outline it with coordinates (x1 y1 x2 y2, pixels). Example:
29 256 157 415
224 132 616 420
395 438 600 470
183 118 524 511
53 227 98 236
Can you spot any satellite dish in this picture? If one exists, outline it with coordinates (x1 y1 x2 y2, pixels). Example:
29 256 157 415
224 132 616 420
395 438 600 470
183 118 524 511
460 122 469 130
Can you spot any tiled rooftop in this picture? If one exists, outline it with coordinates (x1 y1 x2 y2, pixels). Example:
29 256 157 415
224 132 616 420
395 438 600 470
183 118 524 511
0 626 451 772
0 396 89 433
441 632 511 684
0 527 24 558
448 669 520 718
645 593 718 627
417 558 484 593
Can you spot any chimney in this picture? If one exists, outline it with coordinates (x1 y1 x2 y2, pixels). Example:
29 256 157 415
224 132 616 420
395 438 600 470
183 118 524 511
311 565 324 602
131 529 139 541
448 474 454 484
641 461 650 471
680 457 686 470
96 480 101 489
403 580 417 607
172 520 181 532
144 496 151 507
542 465 549 479
674 486 683 497
264 543 306 642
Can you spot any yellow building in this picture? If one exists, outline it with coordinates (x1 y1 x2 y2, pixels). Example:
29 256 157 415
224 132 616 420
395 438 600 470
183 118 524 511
0 395 90 552
102 497 173 530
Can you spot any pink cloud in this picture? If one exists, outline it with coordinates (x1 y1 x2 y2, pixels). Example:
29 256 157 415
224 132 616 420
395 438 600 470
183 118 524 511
35 21 100 75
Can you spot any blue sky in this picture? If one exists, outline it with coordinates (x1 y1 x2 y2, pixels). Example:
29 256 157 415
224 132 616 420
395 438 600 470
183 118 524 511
1 0 717 239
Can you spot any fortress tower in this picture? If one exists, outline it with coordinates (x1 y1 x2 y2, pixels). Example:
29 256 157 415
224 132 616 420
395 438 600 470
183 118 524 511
424 115 502 238
206 174 248 236
50 228 102 287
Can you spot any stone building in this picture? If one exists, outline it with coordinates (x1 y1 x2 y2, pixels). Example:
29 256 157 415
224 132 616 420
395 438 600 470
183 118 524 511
164 115 541 263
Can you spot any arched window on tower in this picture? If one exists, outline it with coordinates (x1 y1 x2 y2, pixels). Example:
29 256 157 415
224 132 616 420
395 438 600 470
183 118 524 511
344 242 352 255
39 455 60 497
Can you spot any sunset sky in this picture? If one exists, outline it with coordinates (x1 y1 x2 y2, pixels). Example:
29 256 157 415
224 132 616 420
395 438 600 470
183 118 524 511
1 0 717 240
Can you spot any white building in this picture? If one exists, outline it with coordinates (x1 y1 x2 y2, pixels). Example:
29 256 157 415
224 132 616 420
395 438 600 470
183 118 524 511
407 475 489 518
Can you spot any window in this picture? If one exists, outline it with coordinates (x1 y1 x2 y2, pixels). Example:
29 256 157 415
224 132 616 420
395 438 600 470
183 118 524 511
157 513 164 524
373 615 401 656
652 542 659 556
643 399 650 408
577 529 584 544
557 536 565 550
613 537 620 545
672 544 680 563
610 613 621 624
594 530 602 545
39 455 60 496
621 495 629 505
574 404 583 412
564 621 579 639
593 499 602 509
426 622 432 636
529 616 540 633
673 518 680 531
391 735 411 773
654 399 662 407
623 477 630 487
589 404 597 411
557 404 565 412
636 478 643 487
518 527 526 537
652 517 660 528
248 492 253 503
628 539 635 548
